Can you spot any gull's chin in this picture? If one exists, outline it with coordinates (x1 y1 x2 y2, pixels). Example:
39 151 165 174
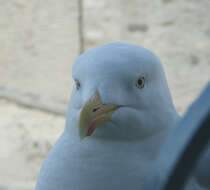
90 121 118 138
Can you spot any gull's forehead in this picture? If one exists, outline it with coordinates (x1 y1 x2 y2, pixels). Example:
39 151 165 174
72 42 159 79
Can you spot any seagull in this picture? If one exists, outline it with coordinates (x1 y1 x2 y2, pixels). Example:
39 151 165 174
36 42 179 190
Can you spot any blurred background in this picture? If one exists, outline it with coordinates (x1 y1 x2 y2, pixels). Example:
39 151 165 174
0 0 210 189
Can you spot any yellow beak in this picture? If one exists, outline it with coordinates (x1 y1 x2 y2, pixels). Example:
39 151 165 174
79 91 120 140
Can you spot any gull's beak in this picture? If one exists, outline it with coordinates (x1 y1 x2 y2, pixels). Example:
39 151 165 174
79 91 120 140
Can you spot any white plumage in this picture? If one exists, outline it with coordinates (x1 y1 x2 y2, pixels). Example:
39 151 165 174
36 42 180 190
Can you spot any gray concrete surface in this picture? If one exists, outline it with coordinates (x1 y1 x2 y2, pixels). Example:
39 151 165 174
0 0 79 114
0 0 210 189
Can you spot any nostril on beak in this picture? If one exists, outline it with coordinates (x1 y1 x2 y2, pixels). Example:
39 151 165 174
92 107 100 112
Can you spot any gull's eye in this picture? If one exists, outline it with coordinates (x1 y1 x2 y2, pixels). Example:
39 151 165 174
74 79 81 90
136 76 145 89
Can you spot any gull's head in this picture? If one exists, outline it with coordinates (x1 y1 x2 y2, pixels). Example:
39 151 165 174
66 42 178 140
